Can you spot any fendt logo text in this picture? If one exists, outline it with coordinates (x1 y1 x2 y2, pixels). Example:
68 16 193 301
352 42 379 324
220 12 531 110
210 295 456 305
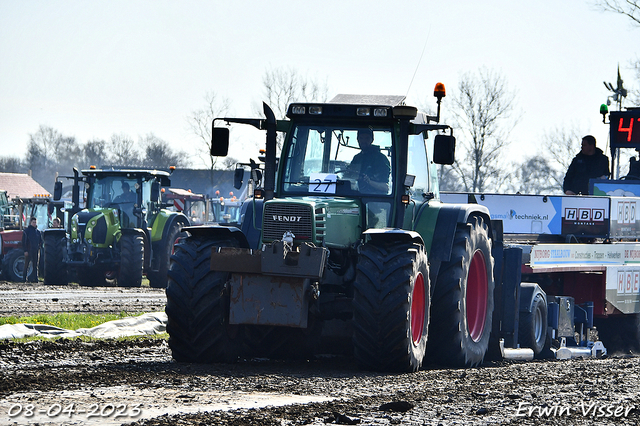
272 215 302 222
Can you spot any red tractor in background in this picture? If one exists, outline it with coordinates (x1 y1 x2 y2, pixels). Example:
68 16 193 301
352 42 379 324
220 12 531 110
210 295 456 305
0 194 64 282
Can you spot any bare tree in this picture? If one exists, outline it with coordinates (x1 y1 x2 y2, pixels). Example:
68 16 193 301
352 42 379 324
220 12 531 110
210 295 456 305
449 68 518 193
261 66 329 119
0 156 25 173
26 125 69 188
83 139 109 168
141 133 189 169
259 66 329 149
594 1 640 105
594 0 640 25
437 164 464 192
632 58 640 106
54 136 82 169
188 91 231 170
542 124 588 189
108 133 139 167
507 156 562 194
26 125 60 169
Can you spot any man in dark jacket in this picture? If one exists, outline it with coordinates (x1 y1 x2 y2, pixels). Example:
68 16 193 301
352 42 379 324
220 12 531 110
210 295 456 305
22 216 41 283
563 135 610 195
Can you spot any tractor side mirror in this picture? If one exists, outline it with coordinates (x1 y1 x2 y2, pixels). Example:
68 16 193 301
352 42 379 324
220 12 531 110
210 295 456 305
211 127 229 157
234 168 244 190
151 181 160 201
53 181 63 201
433 134 456 165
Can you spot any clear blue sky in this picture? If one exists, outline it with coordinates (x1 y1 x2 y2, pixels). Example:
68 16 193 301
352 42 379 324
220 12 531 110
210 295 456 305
1 0 638 168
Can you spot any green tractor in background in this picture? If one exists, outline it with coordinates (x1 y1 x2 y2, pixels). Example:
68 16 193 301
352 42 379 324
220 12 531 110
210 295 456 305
43 168 189 288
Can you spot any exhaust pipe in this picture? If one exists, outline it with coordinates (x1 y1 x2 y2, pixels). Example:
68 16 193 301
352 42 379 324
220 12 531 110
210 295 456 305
500 339 534 361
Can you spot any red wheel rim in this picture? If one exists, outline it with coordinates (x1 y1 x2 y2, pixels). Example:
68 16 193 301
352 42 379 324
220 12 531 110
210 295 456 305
467 250 488 342
171 237 181 255
411 272 426 345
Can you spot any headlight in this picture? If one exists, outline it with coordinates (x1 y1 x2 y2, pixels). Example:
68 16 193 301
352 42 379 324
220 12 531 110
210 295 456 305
374 108 388 117
356 107 370 116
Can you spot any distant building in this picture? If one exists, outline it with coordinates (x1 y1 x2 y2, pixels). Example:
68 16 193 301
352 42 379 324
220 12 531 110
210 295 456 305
0 172 50 199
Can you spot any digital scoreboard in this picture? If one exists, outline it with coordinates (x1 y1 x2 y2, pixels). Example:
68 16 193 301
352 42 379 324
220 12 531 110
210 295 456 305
610 109 640 148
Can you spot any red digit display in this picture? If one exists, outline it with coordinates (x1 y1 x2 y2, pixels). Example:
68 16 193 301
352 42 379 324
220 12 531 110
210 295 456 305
618 117 635 142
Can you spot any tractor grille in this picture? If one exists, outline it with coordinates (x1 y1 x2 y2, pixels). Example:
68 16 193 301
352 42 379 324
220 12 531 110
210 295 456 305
263 203 313 242
92 216 108 244
76 211 101 242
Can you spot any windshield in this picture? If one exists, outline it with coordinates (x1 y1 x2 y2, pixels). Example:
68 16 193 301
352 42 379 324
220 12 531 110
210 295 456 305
282 125 393 196
88 176 138 208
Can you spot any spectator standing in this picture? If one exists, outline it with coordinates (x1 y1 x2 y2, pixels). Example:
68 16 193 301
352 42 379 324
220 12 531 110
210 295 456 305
22 216 41 283
563 135 610 195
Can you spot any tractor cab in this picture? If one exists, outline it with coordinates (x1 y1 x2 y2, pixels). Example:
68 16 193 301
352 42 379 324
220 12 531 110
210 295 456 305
82 170 168 229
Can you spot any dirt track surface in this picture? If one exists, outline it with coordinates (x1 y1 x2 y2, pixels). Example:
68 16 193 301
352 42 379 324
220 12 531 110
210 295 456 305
1 281 640 425
0 282 166 317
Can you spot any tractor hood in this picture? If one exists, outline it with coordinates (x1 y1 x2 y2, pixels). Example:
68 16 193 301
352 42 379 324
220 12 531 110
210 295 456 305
71 208 120 247
262 197 362 248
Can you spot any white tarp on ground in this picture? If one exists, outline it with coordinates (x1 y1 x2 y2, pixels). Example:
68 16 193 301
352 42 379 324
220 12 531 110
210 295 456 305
0 312 167 340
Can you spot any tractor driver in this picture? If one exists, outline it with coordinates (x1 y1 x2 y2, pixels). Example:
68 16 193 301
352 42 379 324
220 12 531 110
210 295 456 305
348 129 391 194
113 181 137 204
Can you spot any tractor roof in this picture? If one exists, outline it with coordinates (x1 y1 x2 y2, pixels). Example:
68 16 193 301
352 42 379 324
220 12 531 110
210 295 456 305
329 94 406 106
287 94 418 121
81 169 171 179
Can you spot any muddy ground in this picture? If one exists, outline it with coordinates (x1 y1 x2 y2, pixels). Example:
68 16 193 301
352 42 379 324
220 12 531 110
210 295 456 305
1 282 639 426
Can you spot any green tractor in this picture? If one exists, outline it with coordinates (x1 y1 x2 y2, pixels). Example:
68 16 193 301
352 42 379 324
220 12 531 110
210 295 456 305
166 86 496 372
43 168 189 288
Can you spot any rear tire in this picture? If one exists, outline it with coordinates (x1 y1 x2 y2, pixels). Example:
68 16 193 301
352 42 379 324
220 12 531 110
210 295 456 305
43 233 68 285
428 216 494 367
353 240 430 372
165 235 240 363
519 293 548 357
118 233 143 287
148 222 185 289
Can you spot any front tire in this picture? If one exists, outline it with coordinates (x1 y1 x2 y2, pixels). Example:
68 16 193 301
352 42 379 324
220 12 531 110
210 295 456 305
428 216 494 367
118 233 143 287
353 240 430 372
43 233 68 285
165 235 240 363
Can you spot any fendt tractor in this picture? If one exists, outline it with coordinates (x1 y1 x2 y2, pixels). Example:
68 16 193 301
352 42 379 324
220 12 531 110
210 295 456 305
167 85 501 372
165 85 640 372
43 168 190 288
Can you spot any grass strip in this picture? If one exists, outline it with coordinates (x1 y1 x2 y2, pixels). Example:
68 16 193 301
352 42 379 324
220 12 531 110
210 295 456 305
0 311 142 330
